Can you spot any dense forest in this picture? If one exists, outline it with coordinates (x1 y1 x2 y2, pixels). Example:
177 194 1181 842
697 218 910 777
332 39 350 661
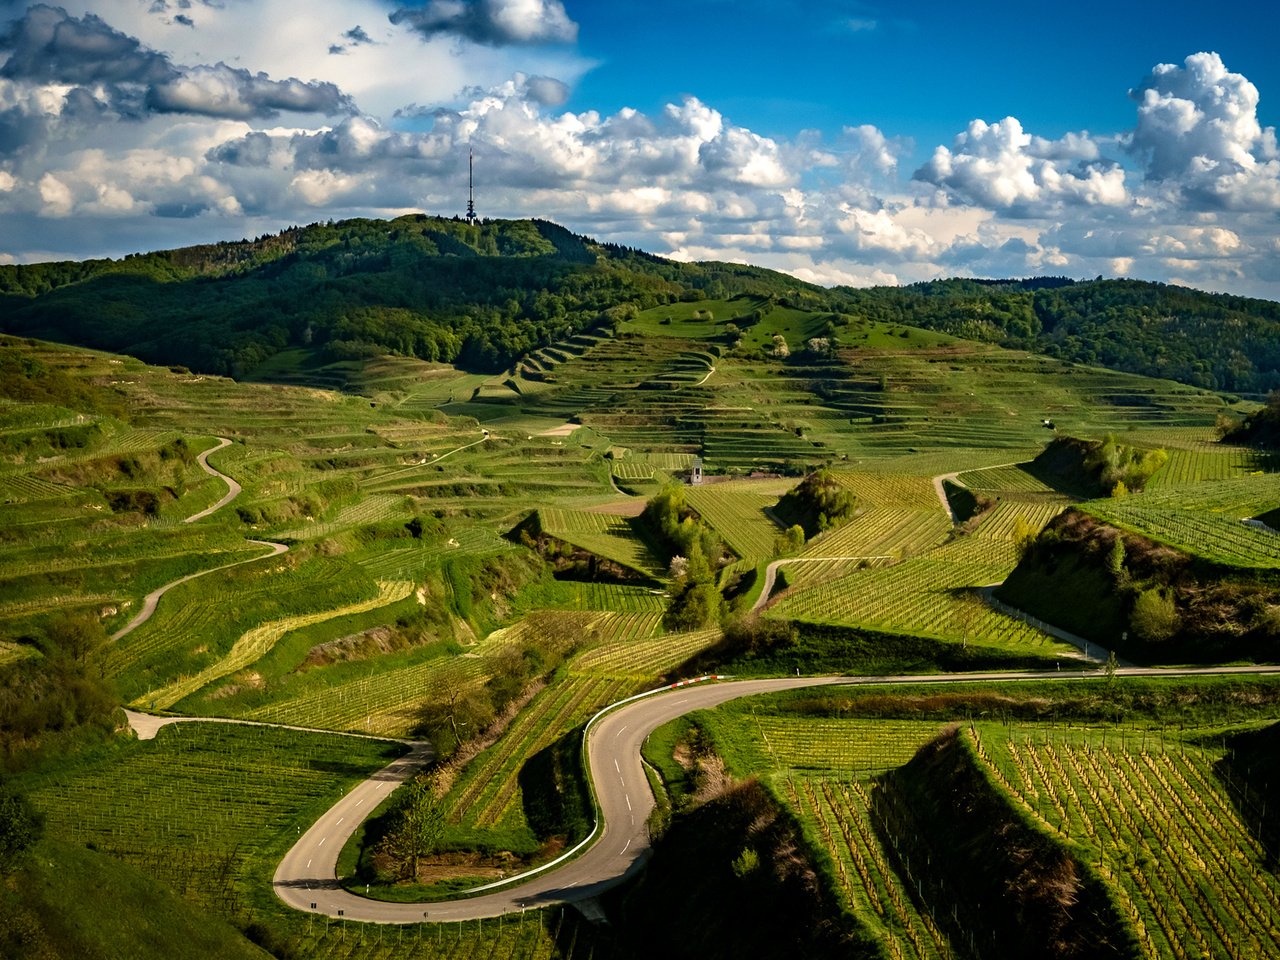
3 214 1280 393
832 277 1280 394
0 216 823 376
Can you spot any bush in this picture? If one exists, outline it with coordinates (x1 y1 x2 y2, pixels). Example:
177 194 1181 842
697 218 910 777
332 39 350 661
1130 587 1180 642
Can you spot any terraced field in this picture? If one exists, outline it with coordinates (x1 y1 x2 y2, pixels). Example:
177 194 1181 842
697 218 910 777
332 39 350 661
698 681 1280 960
4 290 1279 959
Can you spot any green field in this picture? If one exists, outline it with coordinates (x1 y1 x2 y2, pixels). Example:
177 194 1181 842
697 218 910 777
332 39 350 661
2 272 1279 959
683 677 1280 960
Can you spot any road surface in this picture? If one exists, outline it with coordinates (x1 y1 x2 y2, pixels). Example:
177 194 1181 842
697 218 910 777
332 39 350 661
110 538 287 641
752 556 894 612
271 663 1280 922
183 437 241 523
111 436 286 641
123 708 415 745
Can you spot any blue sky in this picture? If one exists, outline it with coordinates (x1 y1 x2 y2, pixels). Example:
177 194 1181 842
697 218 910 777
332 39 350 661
571 0 1278 151
0 0 1278 297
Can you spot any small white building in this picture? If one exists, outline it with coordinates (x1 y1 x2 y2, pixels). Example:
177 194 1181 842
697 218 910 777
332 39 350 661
690 457 703 485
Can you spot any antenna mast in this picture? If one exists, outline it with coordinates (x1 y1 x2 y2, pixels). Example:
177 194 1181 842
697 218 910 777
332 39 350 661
465 147 477 224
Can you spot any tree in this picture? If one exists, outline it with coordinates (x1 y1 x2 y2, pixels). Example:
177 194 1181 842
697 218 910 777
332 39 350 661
378 776 445 881
1130 587 1179 643
0 789 42 870
771 334 790 359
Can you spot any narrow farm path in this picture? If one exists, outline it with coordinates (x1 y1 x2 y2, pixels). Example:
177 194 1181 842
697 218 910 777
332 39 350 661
752 556 894 613
932 470 962 522
694 364 716 386
109 539 288 642
122 708 420 746
183 436 241 523
429 429 490 464
929 461 1021 525
272 663 1280 923
111 436 288 642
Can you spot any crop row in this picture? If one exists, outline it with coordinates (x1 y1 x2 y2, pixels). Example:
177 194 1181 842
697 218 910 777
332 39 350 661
483 609 658 658
0 473 80 502
782 556 896 591
569 626 720 677
972 500 1065 541
537 509 660 574
447 674 636 829
751 718 942 773
143 579 415 710
1087 503 1280 568
956 464 1052 493
18 723 400 912
610 461 655 480
273 494 410 539
1145 447 1264 490
289 906 605 960
683 488 781 562
775 546 1059 651
987 733 1280 959
801 507 952 561
241 654 491 736
786 776 953 960
831 472 942 509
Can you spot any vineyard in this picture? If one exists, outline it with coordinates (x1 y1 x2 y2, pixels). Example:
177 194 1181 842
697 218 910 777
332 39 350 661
1087 501 1280 568
5 279 1280 959
535 507 664 577
775 537 1074 654
981 729 1280 959
696 683 1280 960
682 486 782 562
13 723 403 914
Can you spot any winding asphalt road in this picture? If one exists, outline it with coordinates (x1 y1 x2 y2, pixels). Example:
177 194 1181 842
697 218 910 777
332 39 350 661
270 662 1280 922
110 437 289 641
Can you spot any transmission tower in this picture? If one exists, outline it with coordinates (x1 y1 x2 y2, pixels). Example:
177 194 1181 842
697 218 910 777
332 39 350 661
465 147 477 225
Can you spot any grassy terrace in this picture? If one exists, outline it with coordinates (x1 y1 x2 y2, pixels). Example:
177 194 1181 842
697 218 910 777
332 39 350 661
2 290 1277 958
681 677 1280 960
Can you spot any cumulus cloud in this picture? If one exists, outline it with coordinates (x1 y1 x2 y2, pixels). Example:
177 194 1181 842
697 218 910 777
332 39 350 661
389 0 578 46
1127 51 1280 210
1 3 173 85
914 116 1127 213
1 13 1278 302
0 4 355 131
147 64 354 119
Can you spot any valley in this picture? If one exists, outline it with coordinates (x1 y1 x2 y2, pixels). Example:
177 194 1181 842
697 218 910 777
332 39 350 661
3 220 1280 959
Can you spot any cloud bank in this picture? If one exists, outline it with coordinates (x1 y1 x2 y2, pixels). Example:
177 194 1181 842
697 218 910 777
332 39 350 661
0 2 1275 299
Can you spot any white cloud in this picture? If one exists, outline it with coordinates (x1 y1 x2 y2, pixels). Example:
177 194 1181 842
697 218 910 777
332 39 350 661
37 171 72 215
1127 51 1280 210
915 116 1127 212
0 11 1278 300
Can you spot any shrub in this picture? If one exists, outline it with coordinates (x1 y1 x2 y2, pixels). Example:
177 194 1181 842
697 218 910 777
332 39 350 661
1130 587 1179 642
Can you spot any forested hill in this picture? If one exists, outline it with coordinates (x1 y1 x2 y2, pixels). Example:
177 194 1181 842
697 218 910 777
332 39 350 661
0 215 825 376
835 277 1280 395
3 213 1280 393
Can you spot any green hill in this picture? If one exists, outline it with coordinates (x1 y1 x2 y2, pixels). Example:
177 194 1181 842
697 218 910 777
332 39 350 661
0 216 826 377
834 277 1280 395
3 216 1280 397
0 838 270 960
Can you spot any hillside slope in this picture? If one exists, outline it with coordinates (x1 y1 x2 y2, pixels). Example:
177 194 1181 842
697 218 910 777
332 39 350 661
835 277 1280 394
3 216 1280 397
0 215 825 377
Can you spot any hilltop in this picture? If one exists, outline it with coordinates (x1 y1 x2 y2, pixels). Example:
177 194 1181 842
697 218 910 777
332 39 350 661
2 216 1280 395
0 216 826 378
